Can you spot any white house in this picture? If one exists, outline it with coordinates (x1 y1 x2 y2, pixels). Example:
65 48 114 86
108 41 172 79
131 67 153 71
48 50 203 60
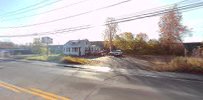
63 39 90 56
63 39 102 56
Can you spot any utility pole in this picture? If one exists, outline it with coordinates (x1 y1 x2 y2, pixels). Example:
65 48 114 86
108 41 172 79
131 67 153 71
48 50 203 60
109 31 112 52
104 17 118 52
41 37 53 56
46 42 48 56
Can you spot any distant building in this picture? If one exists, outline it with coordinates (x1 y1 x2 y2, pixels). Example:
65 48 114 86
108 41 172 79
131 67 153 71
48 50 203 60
0 42 15 49
63 39 102 56
0 41 33 55
183 42 203 56
9 49 33 55
0 48 33 55
41 37 53 44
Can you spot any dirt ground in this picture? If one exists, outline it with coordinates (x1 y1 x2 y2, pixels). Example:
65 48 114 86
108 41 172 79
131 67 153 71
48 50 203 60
93 56 159 70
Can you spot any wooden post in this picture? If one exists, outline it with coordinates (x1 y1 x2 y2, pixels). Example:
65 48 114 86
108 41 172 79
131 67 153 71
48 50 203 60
184 48 187 57
109 31 112 52
46 43 48 56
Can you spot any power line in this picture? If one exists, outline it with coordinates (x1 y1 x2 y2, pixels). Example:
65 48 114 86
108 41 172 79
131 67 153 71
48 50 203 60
0 0 49 16
0 0 194 27
1 1 203 37
115 0 203 20
0 0 131 29
0 0 63 17
0 25 92 37
177 0 202 5
1 0 91 22
114 2 203 24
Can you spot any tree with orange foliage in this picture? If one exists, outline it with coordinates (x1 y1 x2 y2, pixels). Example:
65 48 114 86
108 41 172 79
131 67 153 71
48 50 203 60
159 6 190 55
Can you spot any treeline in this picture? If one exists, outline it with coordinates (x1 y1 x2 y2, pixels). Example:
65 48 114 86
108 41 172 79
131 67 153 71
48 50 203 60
103 6 190 56
112 32 184 56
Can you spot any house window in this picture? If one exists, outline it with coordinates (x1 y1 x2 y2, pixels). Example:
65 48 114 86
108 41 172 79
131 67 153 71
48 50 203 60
85 47 89 51
85 47 89 53
72 47 79 52
66 48 70 52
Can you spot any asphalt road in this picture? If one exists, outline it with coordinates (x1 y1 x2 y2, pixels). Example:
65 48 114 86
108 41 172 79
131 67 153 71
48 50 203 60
0 59 203 100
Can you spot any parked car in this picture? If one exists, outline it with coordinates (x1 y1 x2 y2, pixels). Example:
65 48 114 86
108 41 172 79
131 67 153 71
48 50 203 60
109 50 123 57
99 50 108 56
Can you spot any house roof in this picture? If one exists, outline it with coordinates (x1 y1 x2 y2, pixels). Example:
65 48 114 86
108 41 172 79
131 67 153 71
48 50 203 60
90 41 104 48
48 45 63 47
64 39 89 46
183 42 203 52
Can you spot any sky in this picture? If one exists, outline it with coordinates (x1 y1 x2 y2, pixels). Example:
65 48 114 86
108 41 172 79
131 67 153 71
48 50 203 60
0 0 202 45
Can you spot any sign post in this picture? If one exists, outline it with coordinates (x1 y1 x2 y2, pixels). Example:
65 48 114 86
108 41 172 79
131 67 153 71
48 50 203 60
41 37 53 56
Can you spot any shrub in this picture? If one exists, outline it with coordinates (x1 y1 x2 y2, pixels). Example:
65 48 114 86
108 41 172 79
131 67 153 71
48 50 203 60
61 56 90 64
153 57 203 74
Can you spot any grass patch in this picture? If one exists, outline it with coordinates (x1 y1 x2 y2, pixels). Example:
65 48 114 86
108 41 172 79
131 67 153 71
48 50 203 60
26 55 48 61
152 57 203 74
26 55 100 65
26 55 62 62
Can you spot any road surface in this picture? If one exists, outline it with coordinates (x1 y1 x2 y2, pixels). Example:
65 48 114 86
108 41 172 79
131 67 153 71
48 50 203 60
0 59 203 100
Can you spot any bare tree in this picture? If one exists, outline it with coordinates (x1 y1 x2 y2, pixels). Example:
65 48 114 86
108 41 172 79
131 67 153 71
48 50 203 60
32 38 47 55
104 17 119 51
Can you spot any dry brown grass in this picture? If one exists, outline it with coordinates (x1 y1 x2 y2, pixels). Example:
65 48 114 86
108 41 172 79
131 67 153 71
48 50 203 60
61 56 100 65
61 56 91 64
152 57 203 74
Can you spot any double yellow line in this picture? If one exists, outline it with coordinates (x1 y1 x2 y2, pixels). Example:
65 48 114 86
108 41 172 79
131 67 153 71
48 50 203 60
0 81 70 100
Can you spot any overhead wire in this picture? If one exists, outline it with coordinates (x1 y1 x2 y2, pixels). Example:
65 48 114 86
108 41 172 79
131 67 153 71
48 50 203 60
0 0 203 37
0 0 63 17
0 0 91 22
0 0 132 29
0 0 196 28
113 1 203 24
0 25 92 37
0 0 49 16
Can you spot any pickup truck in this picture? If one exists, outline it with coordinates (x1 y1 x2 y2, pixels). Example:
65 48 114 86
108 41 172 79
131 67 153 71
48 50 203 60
109 50 123 57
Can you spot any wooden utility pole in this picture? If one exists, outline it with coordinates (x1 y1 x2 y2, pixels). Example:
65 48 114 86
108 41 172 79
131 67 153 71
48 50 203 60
46 42 48 56
104 17 118 52
41 37 53 56
109 31 112 52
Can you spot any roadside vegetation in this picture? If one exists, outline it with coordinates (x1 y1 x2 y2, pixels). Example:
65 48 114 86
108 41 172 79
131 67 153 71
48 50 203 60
109 6 189 56
152 57 203 74
61 56 90 64
102 6 203 75
25 55 62 62
26 55 99 65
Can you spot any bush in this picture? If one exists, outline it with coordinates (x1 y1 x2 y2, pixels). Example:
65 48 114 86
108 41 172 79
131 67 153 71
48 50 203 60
61 56 90 64
153 57 203 74
26 55 98 65
47 55 62 61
